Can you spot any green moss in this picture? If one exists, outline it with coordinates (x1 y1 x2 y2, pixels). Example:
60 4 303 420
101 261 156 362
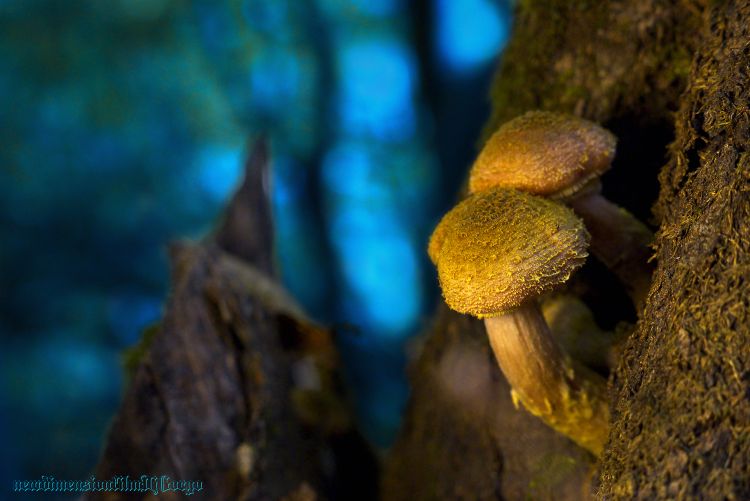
528 453 580 495
121 322 160 382
485 0 702 142
484 0 610 139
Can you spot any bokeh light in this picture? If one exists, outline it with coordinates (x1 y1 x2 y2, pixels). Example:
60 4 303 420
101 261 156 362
435 0 510 75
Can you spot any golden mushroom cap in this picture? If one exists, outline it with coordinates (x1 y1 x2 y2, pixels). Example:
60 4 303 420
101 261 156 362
469 111 616 197
429 188 589 317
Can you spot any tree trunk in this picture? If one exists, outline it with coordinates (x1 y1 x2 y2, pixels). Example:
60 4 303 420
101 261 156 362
385 0 750 499
85 141 376 501
601 3 750 498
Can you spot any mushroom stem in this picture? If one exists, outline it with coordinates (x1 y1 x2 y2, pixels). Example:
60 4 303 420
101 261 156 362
568 192 654 310
484 301 610 456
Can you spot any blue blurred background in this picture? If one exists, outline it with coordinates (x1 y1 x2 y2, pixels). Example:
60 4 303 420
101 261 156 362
0 0 511 488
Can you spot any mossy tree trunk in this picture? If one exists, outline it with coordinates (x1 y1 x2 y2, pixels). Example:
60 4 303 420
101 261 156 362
385 0 750 499
601 3 750 498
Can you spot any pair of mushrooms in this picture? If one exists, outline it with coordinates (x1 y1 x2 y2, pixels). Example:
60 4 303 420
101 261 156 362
429 111 653 456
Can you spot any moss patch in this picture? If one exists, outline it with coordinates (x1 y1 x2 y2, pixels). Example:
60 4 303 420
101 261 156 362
121 322 160 382
485 0 704 142
599 2 750 498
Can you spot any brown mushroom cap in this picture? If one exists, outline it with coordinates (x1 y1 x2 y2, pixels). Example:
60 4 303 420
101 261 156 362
429 188 589 317
469 111 616 197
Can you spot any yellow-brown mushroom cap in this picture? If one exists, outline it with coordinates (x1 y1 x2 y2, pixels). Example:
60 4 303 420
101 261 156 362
429 188 589 317
469 111 616 197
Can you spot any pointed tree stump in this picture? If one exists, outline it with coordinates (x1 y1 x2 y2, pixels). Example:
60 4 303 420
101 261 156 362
85 141 375 500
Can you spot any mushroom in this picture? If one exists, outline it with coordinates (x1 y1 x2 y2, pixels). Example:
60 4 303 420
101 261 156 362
469 110 654 310
429 187 610 455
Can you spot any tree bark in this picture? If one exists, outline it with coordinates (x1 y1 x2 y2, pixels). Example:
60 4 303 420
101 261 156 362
86 141 376 501
601 3 750 498
385 0 750 499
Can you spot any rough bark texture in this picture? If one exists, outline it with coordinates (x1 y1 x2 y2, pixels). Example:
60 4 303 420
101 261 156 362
88 244 324 501
601 3 750 498
86 142 374 500
385 0 750 499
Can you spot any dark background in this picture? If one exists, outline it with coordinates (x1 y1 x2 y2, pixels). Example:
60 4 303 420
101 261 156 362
0 0 511 491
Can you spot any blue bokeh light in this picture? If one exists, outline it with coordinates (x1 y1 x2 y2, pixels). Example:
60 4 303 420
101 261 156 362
336 39 417 141
271 155 334 317
249 47 302 112
322 142 423 337
321 142 391 199
348 0 400 17
330 206 422 328
435 0 509 74
194 143 244 202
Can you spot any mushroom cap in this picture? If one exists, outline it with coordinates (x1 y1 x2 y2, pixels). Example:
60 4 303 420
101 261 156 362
429 188 589 317
469 111 616 197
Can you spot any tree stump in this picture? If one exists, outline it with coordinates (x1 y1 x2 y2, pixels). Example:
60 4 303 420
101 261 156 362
86 141 376 500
